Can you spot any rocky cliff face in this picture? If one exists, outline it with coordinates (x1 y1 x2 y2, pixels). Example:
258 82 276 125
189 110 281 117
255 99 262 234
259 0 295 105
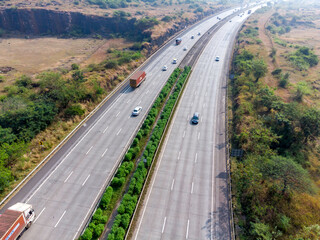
0 8 140 36
0 7 226 55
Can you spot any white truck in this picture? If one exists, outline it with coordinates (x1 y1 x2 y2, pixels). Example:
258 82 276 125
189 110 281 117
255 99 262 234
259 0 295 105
0 203 35 240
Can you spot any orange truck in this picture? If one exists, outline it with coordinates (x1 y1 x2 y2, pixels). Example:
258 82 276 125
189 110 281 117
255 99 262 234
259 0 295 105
0 203 35 240
129 71 146 88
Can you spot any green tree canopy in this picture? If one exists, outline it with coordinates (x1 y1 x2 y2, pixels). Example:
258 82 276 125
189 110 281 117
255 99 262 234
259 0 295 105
259 156 312 194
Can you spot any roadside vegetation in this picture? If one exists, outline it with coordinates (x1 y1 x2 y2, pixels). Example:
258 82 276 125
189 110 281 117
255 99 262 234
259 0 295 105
230 3 320 239
0 44 145 199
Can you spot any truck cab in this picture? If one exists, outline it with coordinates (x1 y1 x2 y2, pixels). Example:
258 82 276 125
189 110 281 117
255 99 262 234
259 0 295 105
0 203 35 240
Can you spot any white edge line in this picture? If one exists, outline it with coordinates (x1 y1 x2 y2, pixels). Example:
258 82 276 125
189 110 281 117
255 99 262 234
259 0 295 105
2 83 131 206
64 171 73 183
191 182 194 194
82 175 90 186
34 207 45 224
55 210 66 228
73 142 126 239
26 119 93 203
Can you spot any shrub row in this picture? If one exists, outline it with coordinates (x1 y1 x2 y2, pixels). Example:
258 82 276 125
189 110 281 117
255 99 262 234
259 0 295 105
79 68 183 240
107 66 191 240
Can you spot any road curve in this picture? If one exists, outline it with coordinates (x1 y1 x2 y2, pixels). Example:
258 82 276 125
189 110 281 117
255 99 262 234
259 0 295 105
0 7 241 240
131 6 262 240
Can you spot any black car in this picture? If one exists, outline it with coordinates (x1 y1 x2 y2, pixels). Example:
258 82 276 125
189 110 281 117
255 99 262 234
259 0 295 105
191 112 199 124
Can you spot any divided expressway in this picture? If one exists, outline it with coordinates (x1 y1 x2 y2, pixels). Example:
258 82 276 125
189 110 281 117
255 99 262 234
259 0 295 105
131 6 262 240
0 4 262 240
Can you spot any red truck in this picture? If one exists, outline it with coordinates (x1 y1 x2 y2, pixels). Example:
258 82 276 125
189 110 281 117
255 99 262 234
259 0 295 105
0 203 35 240
130 71 146 88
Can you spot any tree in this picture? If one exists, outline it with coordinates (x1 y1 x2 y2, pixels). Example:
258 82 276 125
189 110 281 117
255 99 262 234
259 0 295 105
260 156 312 194
252 59 268 82
0 165 12 192
250 222 282 240
300 107 320 141
72 70 85 82
294 224 320 239
80 228 92 240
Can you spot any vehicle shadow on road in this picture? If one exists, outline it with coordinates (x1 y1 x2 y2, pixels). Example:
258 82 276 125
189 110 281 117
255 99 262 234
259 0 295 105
201 185 231 239
216 141 227 150
122 86 135 94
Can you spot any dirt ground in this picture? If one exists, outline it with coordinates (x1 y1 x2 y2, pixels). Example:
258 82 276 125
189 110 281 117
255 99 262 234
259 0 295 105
0 37 106 74
244 7 320 105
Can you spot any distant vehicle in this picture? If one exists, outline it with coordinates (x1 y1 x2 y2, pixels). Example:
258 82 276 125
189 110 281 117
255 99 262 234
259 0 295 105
229 20 232 22
132 106 142 116
176 38 182 45
198 32 201 36
191 112 199 124
191 35 194 39
162 65 168 71
130 71 146 88
215 56 220 61
248 9 252 14
0 203 35 240
183 46 188 51
172 58 178 64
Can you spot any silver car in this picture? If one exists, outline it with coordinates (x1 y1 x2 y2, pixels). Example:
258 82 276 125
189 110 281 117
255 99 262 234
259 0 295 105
132 106 142 116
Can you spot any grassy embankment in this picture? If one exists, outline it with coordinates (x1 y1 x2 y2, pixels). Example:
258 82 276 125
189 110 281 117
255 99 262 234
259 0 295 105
230 5 320 240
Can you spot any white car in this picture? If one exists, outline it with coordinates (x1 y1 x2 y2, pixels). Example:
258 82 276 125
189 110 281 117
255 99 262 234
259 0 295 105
162 65 168 71
215 56 220 61
132 106 142 116
172 58 178 64
183 46 188 51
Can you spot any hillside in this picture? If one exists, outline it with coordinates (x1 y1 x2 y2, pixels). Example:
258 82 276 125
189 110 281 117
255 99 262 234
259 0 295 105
230 1 320 239
0 0 237 205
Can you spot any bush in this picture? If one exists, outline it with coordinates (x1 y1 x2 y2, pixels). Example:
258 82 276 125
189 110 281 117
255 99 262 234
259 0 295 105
92 223 104 238
105 60 118 69
136 131 142 140
121 213 131 230
80 228 93 240
71 63 79 70
111 177 125 189
271 68 282 76
92 208 107 225
100 186 113 209
124 152 132 161
132 138 139 147
64 104 85 118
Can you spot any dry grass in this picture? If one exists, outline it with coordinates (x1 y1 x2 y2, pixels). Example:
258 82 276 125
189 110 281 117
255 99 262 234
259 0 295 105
0 37 105 89
241 7 320 105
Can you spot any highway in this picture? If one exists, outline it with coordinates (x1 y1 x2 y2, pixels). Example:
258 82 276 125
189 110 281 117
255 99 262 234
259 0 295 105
131 6 261 240
0 7 240 240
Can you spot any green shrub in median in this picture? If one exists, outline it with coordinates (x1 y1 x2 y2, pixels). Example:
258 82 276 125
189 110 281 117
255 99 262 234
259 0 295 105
80 67 186 240
106 66 191 240
100 187 113 210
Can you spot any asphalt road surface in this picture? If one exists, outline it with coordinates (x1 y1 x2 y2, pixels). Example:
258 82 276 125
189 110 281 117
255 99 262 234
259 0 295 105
0 8 242 240
132 6 262 240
